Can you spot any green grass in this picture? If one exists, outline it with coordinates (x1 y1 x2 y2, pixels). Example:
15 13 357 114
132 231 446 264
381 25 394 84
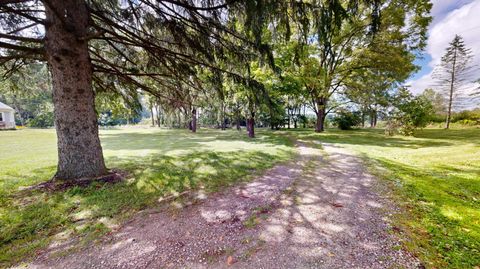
292 127 480 268
0 128 295 267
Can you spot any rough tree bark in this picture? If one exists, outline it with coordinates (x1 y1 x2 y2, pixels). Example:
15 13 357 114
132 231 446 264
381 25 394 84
45 0 107 180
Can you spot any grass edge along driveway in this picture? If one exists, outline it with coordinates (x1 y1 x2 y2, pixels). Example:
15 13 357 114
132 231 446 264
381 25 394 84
292 128 480 268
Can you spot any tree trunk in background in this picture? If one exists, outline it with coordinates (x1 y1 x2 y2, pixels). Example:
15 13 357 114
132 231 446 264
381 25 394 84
45 0 107 180
315 110 325 132
221 102 226 130
446 47 457 129
315 98 326 132
302 105 306 128
12 98 25 126
156 105 161 127
361 111 365 128
236 115 241 130
370 110 377 128
287 112 290 129
191 107 197 133
235 103 241 131
150 103 155 126
247 111 255 138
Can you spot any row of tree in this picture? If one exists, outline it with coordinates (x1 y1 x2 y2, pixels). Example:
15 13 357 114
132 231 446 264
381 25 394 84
1 0 432 182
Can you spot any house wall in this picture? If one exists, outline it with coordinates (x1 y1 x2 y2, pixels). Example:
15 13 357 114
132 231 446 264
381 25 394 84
0 110 15 129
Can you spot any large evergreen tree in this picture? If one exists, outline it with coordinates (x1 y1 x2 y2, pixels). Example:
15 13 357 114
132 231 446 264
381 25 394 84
433 35 475 129
0 0 264 180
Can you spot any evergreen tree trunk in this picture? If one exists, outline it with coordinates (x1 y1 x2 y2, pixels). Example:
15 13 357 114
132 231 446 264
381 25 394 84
446 48 457 129
191 107 197 133
45 0 107 180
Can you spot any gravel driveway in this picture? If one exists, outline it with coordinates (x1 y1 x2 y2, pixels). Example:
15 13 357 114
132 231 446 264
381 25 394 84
17 142 421 269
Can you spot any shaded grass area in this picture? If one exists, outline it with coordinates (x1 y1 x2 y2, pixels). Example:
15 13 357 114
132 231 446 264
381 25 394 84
292 128 480 268
0 128 295 267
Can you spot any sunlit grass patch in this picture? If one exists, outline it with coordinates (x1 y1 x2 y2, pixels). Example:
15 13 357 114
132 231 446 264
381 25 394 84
292 127 480 268
0 128 295 267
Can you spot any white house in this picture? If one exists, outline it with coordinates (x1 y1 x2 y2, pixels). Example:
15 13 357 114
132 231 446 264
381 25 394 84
0 101 16 129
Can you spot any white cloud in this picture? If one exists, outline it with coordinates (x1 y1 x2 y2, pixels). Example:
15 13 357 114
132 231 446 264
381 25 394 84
430 0 475 24
408 0 480 104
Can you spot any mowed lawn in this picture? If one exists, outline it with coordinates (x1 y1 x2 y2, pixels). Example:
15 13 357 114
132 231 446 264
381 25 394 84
293 128 480 268
0 128 295 266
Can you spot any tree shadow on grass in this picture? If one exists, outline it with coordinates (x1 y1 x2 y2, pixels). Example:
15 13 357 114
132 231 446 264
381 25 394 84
0 146 293 267
99 128 293 154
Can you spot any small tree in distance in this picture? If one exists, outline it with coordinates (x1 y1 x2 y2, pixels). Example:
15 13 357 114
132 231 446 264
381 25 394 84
433 35 475 129
386 88 434 136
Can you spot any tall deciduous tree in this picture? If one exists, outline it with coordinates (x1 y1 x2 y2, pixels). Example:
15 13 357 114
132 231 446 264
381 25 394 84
433 35 475 129
255 0 430 132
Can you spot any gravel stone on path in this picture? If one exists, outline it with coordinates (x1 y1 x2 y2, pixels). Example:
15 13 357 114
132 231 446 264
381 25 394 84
15 142 421 269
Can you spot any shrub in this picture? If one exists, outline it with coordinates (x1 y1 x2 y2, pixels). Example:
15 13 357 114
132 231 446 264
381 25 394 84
333 110 362 130
452 109 480 124
388 89 435 136
26 111 54 128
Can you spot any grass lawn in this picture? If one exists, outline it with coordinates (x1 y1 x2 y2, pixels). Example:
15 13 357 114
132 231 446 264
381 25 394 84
292 127 480 268
0 128 295 267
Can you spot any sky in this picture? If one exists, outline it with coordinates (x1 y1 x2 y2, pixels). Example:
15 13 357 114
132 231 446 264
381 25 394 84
407 0 480 102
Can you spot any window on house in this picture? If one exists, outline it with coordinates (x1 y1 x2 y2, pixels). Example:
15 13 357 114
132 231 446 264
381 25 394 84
0 112 3 121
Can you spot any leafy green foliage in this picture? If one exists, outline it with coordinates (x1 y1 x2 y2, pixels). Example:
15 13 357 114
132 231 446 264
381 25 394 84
332 110 362 130
452 109 480 124
0 64 52 126
389 89 435 136
25 111 54 128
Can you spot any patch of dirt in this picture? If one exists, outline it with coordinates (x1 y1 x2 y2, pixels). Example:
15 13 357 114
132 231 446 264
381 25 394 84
18 169 127 193
15 142 421 269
